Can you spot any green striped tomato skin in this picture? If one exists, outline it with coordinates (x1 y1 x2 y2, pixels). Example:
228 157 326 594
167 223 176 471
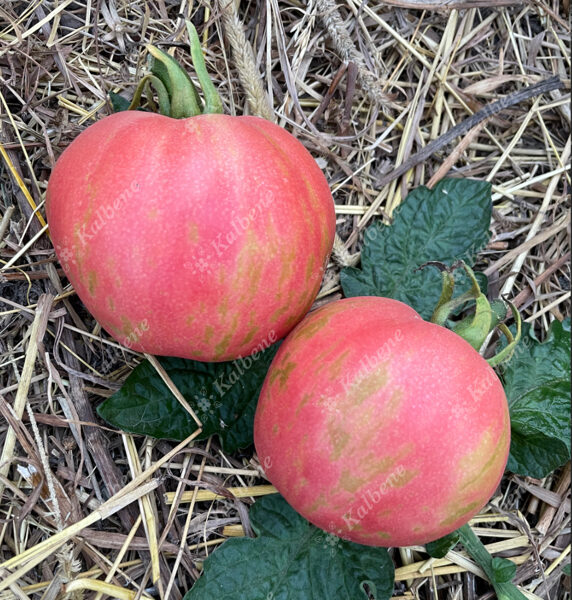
46 111 335 361
254 296 510 547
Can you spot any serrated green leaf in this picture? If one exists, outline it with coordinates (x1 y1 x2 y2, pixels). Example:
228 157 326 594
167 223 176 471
563 563 571 576
425 530 460 558
491 557 517 584
506 431 569 479
97 343 279 453
499 318 571 478
340 178 492 319
183 494 394 600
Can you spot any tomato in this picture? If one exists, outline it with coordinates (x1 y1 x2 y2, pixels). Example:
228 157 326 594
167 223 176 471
46 111 335 361
254 296 510 547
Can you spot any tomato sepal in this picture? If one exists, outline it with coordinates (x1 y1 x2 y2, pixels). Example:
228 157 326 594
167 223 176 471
128 73 171 116
146 44 202 118
425 261 522 364
186 21 223 115
486 300 522 368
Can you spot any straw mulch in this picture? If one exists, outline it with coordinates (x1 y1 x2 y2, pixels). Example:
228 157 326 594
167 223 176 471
0 1 570 598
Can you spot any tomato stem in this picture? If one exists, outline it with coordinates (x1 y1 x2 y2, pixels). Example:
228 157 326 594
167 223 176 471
457 525 527 600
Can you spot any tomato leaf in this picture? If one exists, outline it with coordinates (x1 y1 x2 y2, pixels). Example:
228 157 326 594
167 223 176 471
108 91 132 113
183 494 395 600
340 178 492 319
425 530 460 558
491 557 517 584
507 431 569 480
97 343 280 453
500 318 571 478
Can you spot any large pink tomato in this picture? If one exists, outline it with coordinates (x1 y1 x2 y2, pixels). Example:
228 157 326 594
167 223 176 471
47 111 335 361
254 296 510 547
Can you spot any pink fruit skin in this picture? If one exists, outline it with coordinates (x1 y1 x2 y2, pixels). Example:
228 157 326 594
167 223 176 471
254 296 511 547
46 111 335 361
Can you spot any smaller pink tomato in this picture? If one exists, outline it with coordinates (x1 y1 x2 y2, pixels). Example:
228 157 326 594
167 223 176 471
254 296 510 547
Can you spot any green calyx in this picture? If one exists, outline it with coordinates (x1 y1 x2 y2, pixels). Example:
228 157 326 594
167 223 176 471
128 21 222 118
426 261 521 366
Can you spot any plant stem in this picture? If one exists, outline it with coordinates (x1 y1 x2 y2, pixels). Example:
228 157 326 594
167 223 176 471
458 525 527 600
